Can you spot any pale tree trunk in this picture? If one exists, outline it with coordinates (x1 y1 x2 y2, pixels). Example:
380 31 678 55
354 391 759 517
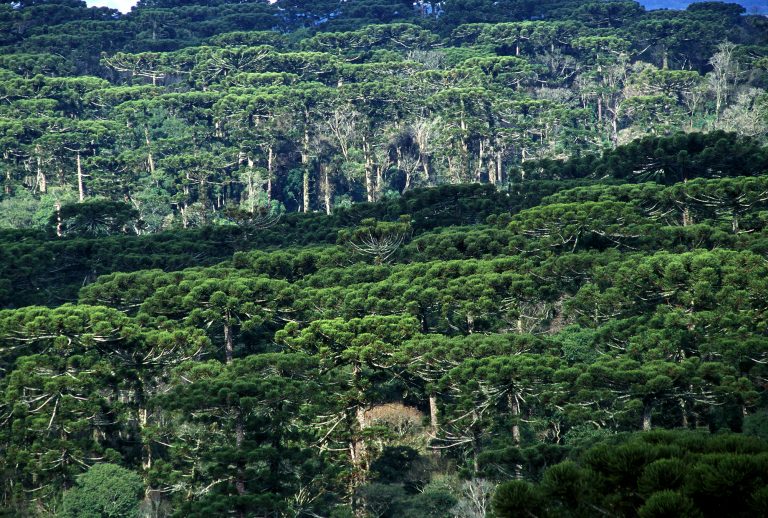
643 401 653 431
476 138 485 183
246 157 256 213
180 203 188 229
429 394 439 437
76 152 85 202
322 166 332 215
302 126 310 213
375 163 384 201
682 206 692 227
144 127 155 175
508 392 523 480
488 152 497 186
36 152 46 193
349 363 368 512
139 406 151 470
199 178 207 224
55 200 62 237
363 135 375 202
136 384 152 471
422 156 432 186
597 95 603 122
224 322 234 364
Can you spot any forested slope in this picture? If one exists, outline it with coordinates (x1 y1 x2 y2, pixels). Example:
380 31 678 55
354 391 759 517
0 0 767 225
2 132 768 517
2 1 768 517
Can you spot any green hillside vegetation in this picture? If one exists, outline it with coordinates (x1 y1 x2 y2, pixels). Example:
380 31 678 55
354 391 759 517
1 1 768 517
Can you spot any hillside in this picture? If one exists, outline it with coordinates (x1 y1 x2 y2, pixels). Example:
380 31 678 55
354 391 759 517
1 1 768 518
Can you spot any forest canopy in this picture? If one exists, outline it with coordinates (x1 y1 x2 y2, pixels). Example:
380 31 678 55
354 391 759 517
0 1 768 517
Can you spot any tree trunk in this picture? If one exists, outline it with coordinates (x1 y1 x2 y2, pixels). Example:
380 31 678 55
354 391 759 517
682 205 692 227
54 200 62 237
375 163 384 201
680 398 688 428
136 382 152 471
223 322 234 364
76 152 85 202
642 401 653 431
302 125 310 213
322 166 332 215
476 138 485 183
246 158 256 213
429 394 439 437
139 406 152 470
421 154 432 186
363 136 375 202
508 392 523 479
144 127 155 175
36 152 46 193
597 95 603 122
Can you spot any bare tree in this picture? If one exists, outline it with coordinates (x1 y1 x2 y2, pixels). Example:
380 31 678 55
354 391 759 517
708 41 740 122
451 479 496 518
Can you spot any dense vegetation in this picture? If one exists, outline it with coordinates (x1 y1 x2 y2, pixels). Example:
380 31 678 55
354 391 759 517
1 0 767 224
1 1 768 517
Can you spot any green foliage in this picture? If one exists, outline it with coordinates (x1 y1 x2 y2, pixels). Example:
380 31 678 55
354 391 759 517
61 463 144 518
0 1 768 516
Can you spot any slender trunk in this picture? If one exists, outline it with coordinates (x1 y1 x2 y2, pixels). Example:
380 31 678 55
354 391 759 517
682 205 692 227
180 203 188 229
246 158 255 214
429 394 439 437
136 383 152 471
322 166 332 216
643 401 653 431
144 127 155 175
36 152 46 193
349 362 367 507
597 95 603 122
508 392 523 479
509 392 521 445
375 163 383 201
224 322 234 364
488 150 497 186
267 145 274 201
680 398 688 428
421 154 432 186
139 406 151 470
476 139 485 183
302 122 310 213
363 136 374 202
199 178 207 224
76 152 84 202
497 150 503 184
